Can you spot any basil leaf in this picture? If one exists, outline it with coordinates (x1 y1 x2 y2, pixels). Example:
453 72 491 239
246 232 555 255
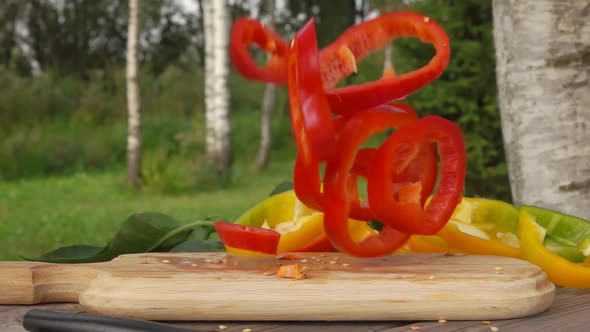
207 231 220 241
21 245 104 263
268 181 294 197
23 212 216 263
147 219 216 252
169 239 225 252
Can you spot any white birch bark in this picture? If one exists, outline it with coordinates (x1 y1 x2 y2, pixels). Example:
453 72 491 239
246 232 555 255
255 0 277 171
492 0 590 218
383 42 393 73
203 0 232 176
380 2 397 76
126 0 141 188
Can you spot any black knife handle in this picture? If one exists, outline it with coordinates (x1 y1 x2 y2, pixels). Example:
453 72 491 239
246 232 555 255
23 309 205 332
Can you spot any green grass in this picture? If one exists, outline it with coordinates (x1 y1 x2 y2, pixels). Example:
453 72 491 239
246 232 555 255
0 159 295 261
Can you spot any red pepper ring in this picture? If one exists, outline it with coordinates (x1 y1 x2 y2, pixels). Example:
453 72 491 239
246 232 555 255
294 103 418 219
349 141 438 212
321 11 451 116
229 17 289 85
367 115 466 235
321 108 422 256
287 18 336 165
392 141 439 207
293 151 324 211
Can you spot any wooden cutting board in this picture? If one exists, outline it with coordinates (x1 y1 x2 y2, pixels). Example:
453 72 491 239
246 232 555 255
0 252 554 321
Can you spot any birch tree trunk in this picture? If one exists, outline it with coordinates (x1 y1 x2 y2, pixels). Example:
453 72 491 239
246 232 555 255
492 0 590 218
383 43 394 73
126 0 141 188
255 0 277 171
376 1 398 76
203 0 232 178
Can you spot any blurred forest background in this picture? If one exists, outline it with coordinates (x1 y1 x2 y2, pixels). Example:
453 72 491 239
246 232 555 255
0 0 509 259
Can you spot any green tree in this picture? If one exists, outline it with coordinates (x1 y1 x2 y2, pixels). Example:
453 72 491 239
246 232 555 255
19 0 197 78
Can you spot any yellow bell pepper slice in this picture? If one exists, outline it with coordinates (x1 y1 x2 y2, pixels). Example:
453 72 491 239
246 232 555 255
518 208 590 288
436 221 520 258
407 235 450 253
408 196 521 256
233 190 376 254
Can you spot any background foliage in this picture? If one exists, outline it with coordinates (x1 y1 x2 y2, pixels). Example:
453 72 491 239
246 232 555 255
0 0 509 201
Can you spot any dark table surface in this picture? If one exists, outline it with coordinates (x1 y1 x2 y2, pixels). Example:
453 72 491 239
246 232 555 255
2 287 590 332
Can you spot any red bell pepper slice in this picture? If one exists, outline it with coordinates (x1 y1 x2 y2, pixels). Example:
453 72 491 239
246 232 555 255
348 141 437 216
229 11 449 116
293 151 324 212
287 18 335 166
229 17 289 85
294 102 418 218
323 198 410 257
321 106 425 256
393 141 438 207
320 11 451 116
215 221 281 255
367 115 466 235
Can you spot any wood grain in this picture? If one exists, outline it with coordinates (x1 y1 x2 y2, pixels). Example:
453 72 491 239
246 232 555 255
3 289 590 332
0 252 555 321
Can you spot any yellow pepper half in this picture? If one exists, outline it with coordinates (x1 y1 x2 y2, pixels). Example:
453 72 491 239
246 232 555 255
517 208 590 288
436 221 521 258
232 190 376 254
407 234 450 253
407 196 521 257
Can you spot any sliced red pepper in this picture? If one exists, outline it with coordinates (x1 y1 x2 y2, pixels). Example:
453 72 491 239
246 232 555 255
215 221 281 255
293 152 325 211
321 107 436 256
229 17 289 85
287 18 335 166
367 115 466 235
392 141 438 207
320 11 450 116
230 11 449 115
349 142 438 209
294 102 418 219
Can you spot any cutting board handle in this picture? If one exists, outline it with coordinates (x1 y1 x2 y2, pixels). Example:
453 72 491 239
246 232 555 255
0 262 95 304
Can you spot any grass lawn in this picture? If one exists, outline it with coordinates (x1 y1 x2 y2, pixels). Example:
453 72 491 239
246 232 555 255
0 158 294 261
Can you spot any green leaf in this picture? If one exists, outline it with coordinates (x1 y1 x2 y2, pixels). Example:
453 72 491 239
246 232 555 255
21 245 104 263
207 232 220 241
184 224 216 241
147 219 216 251
169 239 225 252
368 220 385 231
268 181 294 197
23 212 217 263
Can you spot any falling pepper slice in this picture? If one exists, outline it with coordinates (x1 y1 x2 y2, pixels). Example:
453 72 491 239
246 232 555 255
229 17 289 84
321 107 430 256
319 11 451 115
287 18 336 167
229 12 450 116
295 103 420 221
367 116 466 235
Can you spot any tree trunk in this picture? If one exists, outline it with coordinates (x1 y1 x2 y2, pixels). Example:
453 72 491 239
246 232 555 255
255 0 277 171
383 43 394 74
126 0 141 188
380 2 397 75
492 0 590 218
203 0 232 178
